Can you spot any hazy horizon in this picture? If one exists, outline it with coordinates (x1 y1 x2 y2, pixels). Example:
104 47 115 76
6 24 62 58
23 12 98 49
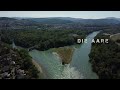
0 11 120 19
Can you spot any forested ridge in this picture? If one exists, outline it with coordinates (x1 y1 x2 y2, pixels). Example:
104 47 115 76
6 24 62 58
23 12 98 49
0 28 98 51
0 25 117 51
89 29 120 79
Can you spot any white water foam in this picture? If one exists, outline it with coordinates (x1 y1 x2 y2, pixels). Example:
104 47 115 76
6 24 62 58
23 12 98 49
59 64 84 79
52 52 83 79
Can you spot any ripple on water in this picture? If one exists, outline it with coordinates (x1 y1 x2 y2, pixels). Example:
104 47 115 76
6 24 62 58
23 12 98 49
59 64 84 79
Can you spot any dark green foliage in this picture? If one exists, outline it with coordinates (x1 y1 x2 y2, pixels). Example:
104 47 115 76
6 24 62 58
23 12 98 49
17 49 39 79
89 34 120 79
0 29 94 51
102 27 120 34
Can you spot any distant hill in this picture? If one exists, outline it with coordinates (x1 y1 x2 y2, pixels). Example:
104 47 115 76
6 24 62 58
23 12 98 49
76 19 120 25
28 18 73 24
47 17 83 22
28 17 120 25
105 17 120 21
0 17 39 27
0 17 120 28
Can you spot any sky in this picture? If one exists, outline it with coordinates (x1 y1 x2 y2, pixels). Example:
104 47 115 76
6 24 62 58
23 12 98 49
0 11 120 19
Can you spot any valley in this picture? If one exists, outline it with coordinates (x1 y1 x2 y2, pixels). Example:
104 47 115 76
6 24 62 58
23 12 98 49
0 16 120 79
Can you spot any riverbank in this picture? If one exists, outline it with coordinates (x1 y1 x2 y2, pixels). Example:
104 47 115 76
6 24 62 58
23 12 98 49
89 33 120 79
32 59 46 79
0 42 40 79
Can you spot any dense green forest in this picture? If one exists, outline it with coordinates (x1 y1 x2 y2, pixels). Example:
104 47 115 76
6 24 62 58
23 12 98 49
89 32 120 79
0 42 39 79
0 29 96 51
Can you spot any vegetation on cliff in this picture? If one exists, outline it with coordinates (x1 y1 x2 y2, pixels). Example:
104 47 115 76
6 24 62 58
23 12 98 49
0 29 94 51
89 33 120 79
0 42 39 79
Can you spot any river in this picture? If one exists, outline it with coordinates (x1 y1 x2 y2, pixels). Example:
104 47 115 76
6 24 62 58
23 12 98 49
29 31 100 79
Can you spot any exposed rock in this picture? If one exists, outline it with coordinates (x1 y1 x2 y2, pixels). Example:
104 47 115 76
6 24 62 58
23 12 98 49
10 61 16 65
16 69 25 74
1 66 10 72
1 72 10 79
0 42 39 79
16 69 25 79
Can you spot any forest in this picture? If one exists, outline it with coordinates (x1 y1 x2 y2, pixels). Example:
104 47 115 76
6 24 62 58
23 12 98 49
0 17 109 51
89 30 120 79
0 29 97 51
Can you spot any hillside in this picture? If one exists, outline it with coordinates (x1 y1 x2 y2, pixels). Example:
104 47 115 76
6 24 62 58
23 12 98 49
89 32 120 79
28 17 120 26
28 18 73 24
0 17 39 28
0 42 39 79
0 17 120 29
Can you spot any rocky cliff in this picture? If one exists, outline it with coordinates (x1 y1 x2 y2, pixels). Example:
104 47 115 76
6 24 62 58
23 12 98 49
0 42 39 79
